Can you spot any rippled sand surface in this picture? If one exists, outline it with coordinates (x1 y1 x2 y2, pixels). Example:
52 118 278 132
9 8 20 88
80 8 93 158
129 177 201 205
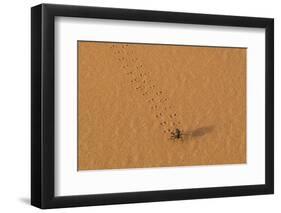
78 41 246 170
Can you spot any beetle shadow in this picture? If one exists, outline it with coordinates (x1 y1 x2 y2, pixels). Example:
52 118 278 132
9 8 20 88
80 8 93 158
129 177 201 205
183 125 215 140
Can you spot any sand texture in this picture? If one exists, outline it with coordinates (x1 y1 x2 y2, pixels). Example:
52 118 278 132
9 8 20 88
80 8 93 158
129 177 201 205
78 41 246 170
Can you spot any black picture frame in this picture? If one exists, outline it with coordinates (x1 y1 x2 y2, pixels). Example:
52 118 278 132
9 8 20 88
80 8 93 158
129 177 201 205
31 3 274 209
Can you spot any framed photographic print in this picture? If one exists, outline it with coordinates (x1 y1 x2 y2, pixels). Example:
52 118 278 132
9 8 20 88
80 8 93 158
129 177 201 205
31 3 274 209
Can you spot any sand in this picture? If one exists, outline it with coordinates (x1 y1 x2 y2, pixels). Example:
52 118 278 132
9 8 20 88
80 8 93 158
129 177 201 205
78 41 246 170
